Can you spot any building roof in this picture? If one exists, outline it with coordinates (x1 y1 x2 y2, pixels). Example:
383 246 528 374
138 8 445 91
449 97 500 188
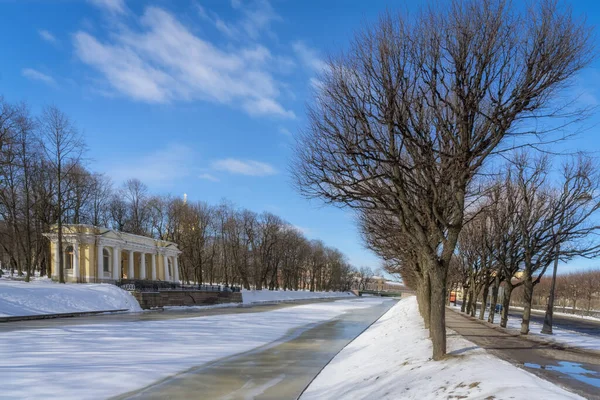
44 224 180 252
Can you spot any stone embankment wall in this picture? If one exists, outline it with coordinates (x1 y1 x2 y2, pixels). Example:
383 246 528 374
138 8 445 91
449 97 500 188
132 290 242 309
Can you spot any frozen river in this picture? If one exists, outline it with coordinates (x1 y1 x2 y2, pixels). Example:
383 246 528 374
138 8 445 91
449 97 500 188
0 297 396 399
118 299 396 400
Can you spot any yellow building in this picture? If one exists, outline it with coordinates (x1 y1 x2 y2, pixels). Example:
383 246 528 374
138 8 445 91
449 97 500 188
43 224 181 283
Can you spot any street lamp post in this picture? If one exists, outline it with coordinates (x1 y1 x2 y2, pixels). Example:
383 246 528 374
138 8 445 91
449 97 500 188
541 243 560 334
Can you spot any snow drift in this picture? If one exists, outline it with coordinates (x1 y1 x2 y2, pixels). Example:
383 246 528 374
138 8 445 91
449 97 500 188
0 280 142 317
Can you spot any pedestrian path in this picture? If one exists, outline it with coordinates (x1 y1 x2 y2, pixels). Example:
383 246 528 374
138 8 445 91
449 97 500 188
446 309 600 399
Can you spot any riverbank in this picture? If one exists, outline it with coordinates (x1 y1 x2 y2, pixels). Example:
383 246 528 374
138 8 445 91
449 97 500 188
301 297 582 400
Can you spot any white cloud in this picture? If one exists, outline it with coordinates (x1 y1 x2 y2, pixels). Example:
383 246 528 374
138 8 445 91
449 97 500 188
73 6 295 118
89 0 126 14
197 0 280 41
212 158 277 176
293 41 327 72
21 68 56 86
278 126 292 136
238 0 281 39
242 97 295 119
292 225 311 235
199 173 219 182
105 144 194 187
38 30 58 45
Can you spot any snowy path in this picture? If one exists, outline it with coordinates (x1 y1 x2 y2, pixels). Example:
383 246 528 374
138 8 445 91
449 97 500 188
452 304 600 352
446 310 600 399
0 297 387 399
301 297 585 400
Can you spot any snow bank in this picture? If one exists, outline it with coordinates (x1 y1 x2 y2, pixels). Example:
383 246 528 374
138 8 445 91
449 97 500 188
0 298 385 399
0 280 142 317
242 289 355 305
302 297 582 400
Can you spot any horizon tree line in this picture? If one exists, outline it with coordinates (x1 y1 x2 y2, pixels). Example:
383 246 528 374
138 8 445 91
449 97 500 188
0 97 362 291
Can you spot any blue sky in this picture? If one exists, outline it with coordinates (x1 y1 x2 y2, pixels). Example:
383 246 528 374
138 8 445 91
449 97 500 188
1 0 600 274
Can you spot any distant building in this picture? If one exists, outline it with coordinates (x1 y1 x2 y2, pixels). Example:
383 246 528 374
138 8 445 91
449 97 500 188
366 276 409 292
352 275 410 292
43 224 181 283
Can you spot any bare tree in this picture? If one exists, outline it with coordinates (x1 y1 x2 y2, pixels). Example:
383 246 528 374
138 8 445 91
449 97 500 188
293 0 592 359
516 154 600 334
39 106 85 283
87 173 113 227
122 178 150 235
0 102 42 280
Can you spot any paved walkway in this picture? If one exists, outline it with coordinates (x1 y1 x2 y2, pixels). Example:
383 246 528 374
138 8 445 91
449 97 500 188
446 309 600 400
508 308 600 338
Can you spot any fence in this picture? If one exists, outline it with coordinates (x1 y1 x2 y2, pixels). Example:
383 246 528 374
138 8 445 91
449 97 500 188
115 279 241 293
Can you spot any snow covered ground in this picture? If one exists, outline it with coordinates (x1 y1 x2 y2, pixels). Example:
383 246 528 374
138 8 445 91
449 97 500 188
302 297 582 400
451 304 600 352
241 289 355 304
0 297 386 399
0 280 142 317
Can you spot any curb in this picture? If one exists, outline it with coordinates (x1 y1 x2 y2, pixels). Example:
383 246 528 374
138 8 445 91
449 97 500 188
0 309 130 323
447 307 600 358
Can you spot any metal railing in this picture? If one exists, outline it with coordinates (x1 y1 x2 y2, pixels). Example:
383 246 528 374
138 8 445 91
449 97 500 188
115 279 241 293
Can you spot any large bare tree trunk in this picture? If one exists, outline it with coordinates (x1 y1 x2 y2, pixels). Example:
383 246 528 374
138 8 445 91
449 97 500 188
429 266 447 361
500 284 514 328
460 285 468 313
479 284 489 320
57 190 64 284
488 275 501 323
417 271 431 329
466 287 476 316
521 274 534 334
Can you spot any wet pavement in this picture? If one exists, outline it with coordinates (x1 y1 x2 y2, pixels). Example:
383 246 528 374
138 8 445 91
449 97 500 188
524 361 600 389
447 309 600 399
116 299 396 400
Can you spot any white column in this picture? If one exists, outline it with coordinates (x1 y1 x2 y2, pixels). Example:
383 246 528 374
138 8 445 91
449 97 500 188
173 255 179 283
97 242 104 282
140 253 146 280
128 250 135 279
163 254 170 281
151 253 157 280
72 241 79 281
112 246 120 280
53 241 59 279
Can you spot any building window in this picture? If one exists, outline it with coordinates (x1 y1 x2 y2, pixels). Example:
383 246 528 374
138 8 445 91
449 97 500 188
65 246 74 270
103 248 110 273
168 258 172 277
